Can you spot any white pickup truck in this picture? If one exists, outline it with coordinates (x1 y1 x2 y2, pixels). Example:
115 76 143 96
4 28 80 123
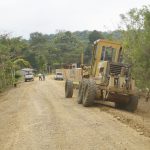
24 73 34 82
54 72 64 80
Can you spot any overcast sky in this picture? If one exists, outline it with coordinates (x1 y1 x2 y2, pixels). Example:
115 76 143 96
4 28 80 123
0 0 149 39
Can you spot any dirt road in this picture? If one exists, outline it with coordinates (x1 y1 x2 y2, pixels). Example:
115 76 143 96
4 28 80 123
0 76 150 150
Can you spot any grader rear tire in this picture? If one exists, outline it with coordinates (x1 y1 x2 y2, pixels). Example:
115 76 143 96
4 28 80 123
126 95 138 112
82 79 96 107
77 79 87 104
65 80 73 98
115 95 138 112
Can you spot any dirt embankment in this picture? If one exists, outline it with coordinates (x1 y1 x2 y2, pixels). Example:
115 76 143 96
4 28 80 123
96 99 150 138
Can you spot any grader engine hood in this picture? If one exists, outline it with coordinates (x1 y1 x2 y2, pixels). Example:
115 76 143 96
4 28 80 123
109 62 129 76
96 61 135 92
107 62 136 93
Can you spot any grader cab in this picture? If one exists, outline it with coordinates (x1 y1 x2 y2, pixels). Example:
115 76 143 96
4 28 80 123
65 39 138 112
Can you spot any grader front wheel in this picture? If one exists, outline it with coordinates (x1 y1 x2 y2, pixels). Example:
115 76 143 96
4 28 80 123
65 80 73 98
82 79 96 107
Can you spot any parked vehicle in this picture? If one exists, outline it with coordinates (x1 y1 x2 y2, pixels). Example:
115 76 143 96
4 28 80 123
54 72 64 80
24 73 34 82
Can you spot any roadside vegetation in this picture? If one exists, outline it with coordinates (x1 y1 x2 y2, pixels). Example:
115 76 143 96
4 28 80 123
0 35 30 91
0 6 149 90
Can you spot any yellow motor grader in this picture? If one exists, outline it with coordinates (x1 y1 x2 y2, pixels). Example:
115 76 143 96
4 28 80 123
65 39 138 112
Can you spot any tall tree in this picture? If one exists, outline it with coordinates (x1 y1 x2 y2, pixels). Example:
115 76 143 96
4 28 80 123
89 30 104 43
120 6 150 88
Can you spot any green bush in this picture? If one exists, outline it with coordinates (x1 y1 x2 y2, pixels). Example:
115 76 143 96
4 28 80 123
15 72 22 80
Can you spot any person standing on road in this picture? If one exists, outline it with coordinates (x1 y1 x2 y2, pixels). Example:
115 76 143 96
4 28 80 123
38 73 42 81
